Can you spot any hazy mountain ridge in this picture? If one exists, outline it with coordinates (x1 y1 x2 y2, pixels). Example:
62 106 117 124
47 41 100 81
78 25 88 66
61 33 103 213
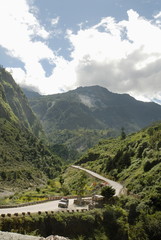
22 88 41 99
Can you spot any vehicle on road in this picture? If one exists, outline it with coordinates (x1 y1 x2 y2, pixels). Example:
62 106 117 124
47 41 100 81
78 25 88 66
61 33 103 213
58 197 69 208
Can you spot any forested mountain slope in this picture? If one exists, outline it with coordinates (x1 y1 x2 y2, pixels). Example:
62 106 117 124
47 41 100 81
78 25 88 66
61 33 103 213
70 121 161 239
24 85 161 161
76 121 161 212
0 67 62 189
0 67 43 137
27 85 161 133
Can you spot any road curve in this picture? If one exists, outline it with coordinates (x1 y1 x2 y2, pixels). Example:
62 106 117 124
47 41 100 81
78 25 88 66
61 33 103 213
0 199 87 215
0 166 123 215
71 165 123 196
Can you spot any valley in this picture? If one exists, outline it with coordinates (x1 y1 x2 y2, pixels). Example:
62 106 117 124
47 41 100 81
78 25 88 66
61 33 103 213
24 85 161 161
0 67 161 240
0 165 123 215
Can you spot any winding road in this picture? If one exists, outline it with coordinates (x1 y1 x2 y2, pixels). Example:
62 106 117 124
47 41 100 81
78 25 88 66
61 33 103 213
0 166 124 215
71 165 124 196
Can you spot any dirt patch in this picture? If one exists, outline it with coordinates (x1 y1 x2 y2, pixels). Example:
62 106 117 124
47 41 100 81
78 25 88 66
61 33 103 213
0 189 14 199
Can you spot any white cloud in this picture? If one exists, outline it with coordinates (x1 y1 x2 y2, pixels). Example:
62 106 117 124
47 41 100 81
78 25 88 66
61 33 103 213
1 1 161 102
63 9 161 101
6 67 26 85
154 11 161 19
0 0 59 93
51 17 60 26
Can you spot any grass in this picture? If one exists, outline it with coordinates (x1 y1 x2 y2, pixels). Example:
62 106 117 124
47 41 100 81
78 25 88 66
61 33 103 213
0 182 60 205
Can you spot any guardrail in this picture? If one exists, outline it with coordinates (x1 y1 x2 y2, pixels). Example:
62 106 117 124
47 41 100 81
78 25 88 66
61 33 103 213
0 208 89 218
0 195 79 209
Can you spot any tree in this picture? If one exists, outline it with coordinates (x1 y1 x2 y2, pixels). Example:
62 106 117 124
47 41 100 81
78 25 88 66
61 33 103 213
121 127 126 140
101 186 116 200
36 187 40 193
59 175 64 187
1 171 6 180
75 172 87 196
73 172 88 205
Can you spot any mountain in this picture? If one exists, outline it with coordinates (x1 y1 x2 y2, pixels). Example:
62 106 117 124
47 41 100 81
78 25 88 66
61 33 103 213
24 85 161 160
27 85 161 132
0 67 62 189
22 87 41 99
0 68 43 137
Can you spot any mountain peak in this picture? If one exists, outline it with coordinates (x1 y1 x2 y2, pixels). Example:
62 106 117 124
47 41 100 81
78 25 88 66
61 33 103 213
27 85 161 133
75 85 111 95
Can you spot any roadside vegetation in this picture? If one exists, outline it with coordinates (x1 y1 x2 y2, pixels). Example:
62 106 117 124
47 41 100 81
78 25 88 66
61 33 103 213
0 206 129 240
0 168 103 205
0 197 160 240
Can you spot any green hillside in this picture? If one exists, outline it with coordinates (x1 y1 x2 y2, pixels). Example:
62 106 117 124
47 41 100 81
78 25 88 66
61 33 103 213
76 122 161 211
48 128 116 162
1 121 160 239
51 120 161 238
0 68 43 137
0 67 62 189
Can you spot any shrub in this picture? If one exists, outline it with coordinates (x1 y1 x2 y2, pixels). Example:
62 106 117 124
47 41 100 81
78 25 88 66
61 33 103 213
101 186 116 200
144 159 160 172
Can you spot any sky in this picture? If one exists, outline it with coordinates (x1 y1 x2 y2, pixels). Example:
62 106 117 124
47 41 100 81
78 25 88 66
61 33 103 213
1 0 161 102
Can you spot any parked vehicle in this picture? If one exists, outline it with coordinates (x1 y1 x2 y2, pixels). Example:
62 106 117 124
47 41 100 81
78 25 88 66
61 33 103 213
58 197 69 208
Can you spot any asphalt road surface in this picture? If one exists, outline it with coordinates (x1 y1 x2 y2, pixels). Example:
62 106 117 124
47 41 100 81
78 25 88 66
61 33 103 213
0 198 88 215
0 166 123 215
71 165 124 196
